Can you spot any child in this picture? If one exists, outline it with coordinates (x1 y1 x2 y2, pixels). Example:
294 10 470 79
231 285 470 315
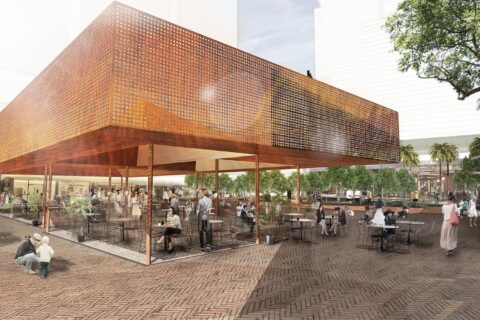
36 236 54 278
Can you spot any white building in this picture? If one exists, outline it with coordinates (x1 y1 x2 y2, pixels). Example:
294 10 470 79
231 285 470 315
314 0 480 160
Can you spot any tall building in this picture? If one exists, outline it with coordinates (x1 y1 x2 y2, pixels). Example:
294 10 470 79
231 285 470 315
314 0 480 159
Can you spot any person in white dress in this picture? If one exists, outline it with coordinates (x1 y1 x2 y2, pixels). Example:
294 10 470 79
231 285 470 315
468 197 478 227
131 191 142 220
440 194 459 256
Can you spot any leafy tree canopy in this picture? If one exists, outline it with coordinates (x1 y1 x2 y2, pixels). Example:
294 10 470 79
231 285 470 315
386 0 480 109
400 144 420 167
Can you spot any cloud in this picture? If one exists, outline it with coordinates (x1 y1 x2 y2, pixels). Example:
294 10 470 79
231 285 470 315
238 0 318 75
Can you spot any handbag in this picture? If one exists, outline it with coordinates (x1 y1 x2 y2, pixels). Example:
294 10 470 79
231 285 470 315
450 205 459 226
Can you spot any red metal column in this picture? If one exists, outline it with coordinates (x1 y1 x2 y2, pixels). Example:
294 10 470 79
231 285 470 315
145 144 154 266
255 154 260 244
296 165 301 213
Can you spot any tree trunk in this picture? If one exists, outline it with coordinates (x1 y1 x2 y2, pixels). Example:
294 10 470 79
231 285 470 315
446 161 450 176
439 161 442 180
381 188 384 200
403 191 406 204
337 186 341 203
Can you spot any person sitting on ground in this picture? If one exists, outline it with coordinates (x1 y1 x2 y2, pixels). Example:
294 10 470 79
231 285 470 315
36 236 54 279
158 210 182 253
15 233 42 274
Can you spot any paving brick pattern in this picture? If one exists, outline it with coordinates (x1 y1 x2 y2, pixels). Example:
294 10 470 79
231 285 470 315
1 214 479 319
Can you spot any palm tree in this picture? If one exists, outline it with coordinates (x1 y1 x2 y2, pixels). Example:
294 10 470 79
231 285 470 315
430 143 459 178
400 144 420 168
469 137 480 158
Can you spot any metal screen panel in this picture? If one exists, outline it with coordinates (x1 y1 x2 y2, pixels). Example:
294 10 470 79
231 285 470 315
0 8 115 163
110 3 399 162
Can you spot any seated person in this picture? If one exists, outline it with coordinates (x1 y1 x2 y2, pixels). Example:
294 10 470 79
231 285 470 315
329 211 341 236
240 204 255 232
372 208 386 225
158 210 182 252
397 205 409 218
384 209 396 239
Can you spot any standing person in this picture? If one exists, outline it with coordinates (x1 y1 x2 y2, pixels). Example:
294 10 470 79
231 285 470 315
372 194 385 225
170 193 180 215
366 190 372 205
14 233 42 274
196 188 212 252
468 197 478 227
287 189 292 203
440 193 459 257
346 189 353 203
36 236 54 278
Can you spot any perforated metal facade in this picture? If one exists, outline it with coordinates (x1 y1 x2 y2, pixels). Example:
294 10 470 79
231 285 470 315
0 2 399 168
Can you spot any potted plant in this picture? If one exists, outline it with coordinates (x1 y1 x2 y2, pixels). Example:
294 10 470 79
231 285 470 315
67 196 91 242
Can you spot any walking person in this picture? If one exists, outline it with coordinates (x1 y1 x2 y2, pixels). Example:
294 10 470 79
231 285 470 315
36 236 54 278
468 197 478 227
440 193 459 257
196 188 212 252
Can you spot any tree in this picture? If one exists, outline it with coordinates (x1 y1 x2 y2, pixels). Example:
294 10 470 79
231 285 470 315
234 172 255 193
469 137 480 158
352 166 373 191
184 174 197 188
287 172 311 195
374 168 399 199
396 168 417 203
260 170 288 194
430 143 459 178
400 144 420 168
218 174 234 193
385 0 480 110
454 156 480 190
304 172 326 194
323 167 354 202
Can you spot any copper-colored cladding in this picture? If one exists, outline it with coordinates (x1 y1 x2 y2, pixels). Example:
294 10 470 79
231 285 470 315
0 2 399 175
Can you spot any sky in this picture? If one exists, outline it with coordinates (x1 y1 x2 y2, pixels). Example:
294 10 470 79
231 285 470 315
238 0 318 77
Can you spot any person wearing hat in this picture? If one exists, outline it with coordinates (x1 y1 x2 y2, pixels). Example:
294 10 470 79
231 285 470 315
15 233 41 274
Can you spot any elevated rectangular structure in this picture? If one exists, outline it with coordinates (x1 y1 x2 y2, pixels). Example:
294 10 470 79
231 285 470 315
0 2 399 174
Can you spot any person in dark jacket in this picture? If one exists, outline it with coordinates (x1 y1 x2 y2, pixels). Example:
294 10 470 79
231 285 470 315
15 233 41 274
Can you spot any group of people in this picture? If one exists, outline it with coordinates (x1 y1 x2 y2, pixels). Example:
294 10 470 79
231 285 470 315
313 190 352 236
14 233 54 278
346 189 372 205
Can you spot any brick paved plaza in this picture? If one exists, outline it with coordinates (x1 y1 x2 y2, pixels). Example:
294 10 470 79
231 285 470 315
1 214 479 320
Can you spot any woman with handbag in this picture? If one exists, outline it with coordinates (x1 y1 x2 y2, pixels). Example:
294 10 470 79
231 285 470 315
440 193 459 257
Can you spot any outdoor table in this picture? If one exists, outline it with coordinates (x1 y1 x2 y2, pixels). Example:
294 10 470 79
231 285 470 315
282 213 303 224
289 218 314 241
209 219 223 244
324 215 333 228
368 224 399 251
111 217 134 241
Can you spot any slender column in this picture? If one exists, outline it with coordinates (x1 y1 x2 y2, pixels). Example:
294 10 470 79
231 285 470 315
124 166 129 217
195 173 199 199
145 144 154 266
255 154 260 244
201 172 204 188
120 176 124 191
42 165 47 227
107 168 112 216
45 162 53 232
214 159 219 219
296 165 301 213
125 166 129 191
